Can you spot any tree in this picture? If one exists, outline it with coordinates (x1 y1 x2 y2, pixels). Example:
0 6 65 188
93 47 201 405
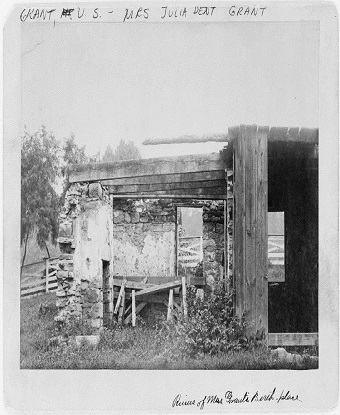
113 140 141 161
102 145 115 162
60 134 88 204
21 127 60 275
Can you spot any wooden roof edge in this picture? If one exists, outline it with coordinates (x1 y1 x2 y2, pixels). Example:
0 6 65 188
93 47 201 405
69 152 222 174
141 126 318 147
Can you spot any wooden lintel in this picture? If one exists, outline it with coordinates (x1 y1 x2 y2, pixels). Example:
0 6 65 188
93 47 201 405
69 153 225 183
135 280 182 297
110 192 227 200
107 179 226 195
268 332 318 347
101 170 225 187
142 133 230 145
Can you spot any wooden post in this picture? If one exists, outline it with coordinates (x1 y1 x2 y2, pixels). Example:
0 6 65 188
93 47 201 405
255 127 268 339
45 258 49 293
223 199 227 290
114 280 126 314
132 290 136 327
182 277 187 318
233 125 268 337
118 289 125 325
167 289 174 321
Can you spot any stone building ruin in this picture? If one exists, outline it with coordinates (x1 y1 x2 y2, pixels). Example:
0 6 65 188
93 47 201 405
55 125 318 347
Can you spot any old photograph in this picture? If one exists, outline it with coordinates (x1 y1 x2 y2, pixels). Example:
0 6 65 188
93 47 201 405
20 7 319 369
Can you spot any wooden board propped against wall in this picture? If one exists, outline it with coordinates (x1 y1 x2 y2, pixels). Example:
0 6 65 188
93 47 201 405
233 125 268 338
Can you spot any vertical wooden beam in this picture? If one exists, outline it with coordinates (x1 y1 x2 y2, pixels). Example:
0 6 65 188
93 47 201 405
118 289 125 325
255 127 268 337
132 290 136 327
234 125 246 318
45 258 49 293
233 125 268 337
245 125 257 331
167 289 174 321
182 276 187 318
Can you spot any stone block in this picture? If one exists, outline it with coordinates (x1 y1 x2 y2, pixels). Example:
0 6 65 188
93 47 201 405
83 288 101 304
91 303 103 319
89 182 103 199
215 223 224 233
57 270 69 280
91 318 102 330
56 297 69 308
59 254 73 261
58 260 74 271
140 215 149 223
113 211 125 224
131 211 140 223
124 212 131 223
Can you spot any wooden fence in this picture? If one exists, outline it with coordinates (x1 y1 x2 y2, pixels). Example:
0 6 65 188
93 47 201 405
21 257 59 299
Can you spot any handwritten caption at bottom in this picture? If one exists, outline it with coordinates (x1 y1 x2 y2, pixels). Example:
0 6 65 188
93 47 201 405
173 388 301 410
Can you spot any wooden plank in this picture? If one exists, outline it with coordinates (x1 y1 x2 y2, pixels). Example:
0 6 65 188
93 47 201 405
21 280 46 291
110 192 227 200
45 259 49 292
124 302 147 325
21 286 46 297
255 127 268 337
132 290 136 327
244 125 257 334
118 289 125 325
112 279 154 290
21 290 46 299
114 280 126 314
112 275 174 285
69 153 225 183
167 289 174 321
182 277 187 318
101 170 225 187
234 125 246 318
108 179 226 195
142 133 230 145
268 333 318 347
135 280 182 297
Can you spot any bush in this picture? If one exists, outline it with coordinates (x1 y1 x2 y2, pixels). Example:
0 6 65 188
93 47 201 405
156 282 254 357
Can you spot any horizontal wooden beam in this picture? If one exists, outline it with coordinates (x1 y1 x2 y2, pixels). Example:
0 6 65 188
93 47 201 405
108 179 226 195
268 332 318 347
69 153 225 183
101 170 225 187
142 127 318 147
112 279 154 290
142 133 230 145
135 280 182 297
112 276 175 284
110 192 227 200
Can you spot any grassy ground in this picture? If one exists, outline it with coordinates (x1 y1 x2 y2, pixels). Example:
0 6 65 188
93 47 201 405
20 293 319 370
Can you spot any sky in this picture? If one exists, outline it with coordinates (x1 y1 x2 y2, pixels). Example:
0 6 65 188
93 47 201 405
21 20 319 159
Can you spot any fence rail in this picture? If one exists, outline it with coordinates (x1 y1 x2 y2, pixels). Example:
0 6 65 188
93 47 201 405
21 257 59 299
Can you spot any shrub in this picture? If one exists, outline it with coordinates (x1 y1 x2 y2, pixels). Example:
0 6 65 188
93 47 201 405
157 282 254 357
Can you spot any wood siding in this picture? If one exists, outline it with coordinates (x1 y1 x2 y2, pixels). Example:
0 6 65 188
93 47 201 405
234 125 268 336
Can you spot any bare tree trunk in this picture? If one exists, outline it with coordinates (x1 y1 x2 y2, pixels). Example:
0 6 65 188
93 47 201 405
21 229 30 278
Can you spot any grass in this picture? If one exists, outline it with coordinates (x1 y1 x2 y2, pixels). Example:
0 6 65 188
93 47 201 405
20 293 319 370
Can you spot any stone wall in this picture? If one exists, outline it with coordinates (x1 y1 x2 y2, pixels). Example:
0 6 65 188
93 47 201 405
111 198 226 288
56 182 113 331
112 199 176 278
56 180 234 328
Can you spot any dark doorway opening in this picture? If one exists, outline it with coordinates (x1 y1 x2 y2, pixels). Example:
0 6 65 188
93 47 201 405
102 260 111 326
